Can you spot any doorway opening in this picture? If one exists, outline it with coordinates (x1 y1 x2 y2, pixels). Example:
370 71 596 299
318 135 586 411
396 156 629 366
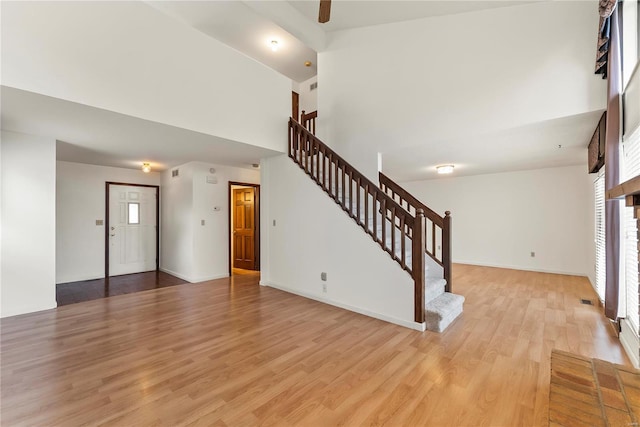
228 182 260 276
105 182 159 278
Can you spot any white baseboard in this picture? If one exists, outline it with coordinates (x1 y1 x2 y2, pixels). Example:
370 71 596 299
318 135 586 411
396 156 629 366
620 319 640 369
1 301 57 319
160 268 228 284
159 268 195 283
260 280 425 332
56 273 104 285
191 273 230 283
454 260 588 278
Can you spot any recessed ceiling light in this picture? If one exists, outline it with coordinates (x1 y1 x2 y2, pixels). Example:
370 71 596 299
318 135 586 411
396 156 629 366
436 165 454 174
270 40 279 51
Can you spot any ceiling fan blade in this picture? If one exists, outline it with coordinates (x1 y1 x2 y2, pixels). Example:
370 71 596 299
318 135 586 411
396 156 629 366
318 0 331 23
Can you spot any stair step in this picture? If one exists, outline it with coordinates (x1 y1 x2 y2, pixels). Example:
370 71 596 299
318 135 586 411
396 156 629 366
425 277 446 303
425 292 464 333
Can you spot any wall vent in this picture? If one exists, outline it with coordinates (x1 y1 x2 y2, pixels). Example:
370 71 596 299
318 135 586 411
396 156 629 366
172 169 179 178
310 82 318 91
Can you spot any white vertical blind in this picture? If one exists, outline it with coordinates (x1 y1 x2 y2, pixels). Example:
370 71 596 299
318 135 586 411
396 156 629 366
623 127 640 336
595 171 607 302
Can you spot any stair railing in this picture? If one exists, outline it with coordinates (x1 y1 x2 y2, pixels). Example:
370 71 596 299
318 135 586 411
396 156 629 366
379 172 452 293
289 118 427 322
301 110 317 135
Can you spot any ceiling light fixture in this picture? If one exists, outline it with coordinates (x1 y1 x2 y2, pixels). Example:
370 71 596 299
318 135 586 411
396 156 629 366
304 61 312 67
142 163 151 173
270 40 279 51
436 165 454 174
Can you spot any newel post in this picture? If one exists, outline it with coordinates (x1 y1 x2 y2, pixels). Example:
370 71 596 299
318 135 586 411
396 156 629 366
413 208 426 323
443 211 452 293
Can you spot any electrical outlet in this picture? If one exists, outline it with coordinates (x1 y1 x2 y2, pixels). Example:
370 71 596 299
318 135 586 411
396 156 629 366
321 272 327 281
322 283 327 293
530 251 535 258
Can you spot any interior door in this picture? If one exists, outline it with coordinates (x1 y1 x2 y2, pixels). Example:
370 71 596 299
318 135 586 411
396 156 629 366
108 185 157 276
233 188 255 270
292 91 299 122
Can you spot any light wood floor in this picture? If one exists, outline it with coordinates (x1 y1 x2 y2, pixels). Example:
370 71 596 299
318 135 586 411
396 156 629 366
0 265 631 426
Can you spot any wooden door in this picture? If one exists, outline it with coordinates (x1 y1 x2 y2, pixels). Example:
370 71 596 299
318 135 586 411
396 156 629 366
233 188 255 270
292 91 299 122
108 185 157 276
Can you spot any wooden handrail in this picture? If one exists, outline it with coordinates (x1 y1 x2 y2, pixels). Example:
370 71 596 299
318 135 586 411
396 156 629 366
379 172 442 226
289 118 425 322
301 110 317 135
379 171 453 293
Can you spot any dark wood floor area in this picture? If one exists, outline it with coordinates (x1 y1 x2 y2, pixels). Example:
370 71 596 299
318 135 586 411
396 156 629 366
1 265 632 426
56 271 189 306
58 269 260 306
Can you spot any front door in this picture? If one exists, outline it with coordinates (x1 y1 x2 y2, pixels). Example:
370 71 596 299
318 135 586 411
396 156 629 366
233 188 255 270
108 184 157 276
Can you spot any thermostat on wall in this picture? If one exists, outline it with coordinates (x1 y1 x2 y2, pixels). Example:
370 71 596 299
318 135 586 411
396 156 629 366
206 175 218 184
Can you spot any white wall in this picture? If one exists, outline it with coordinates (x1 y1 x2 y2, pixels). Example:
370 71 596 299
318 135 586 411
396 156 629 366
56 161 161 284
297 76 318 115
1 1 290 153
318 1 606 180
161 163 195 281
401 165 595 279
1 131 57 317
260 154 418 329
161 162 259 282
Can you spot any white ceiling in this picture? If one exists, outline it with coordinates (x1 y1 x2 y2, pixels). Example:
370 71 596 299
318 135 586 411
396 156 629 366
147 1 537 82
148 1 318 82
287 0 538 33
2 1 593 181
1 86 279 172
382 111 603 181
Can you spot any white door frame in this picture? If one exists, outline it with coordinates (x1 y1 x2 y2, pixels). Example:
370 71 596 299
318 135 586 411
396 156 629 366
105 182 160 277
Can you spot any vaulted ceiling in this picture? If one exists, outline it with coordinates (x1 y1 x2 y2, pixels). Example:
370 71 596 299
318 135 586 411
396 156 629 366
2 0 600 179
147 1 538 82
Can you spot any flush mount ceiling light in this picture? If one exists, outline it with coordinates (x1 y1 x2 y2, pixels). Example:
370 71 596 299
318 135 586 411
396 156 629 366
142 163 151 173
270 40 279 51
304 61 312 67
436 165 454 174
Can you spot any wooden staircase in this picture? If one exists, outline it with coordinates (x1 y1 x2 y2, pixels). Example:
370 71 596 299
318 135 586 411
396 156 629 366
288 117 464 330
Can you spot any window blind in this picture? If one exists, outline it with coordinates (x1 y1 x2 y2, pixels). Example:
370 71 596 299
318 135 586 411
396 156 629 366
595 171 607 303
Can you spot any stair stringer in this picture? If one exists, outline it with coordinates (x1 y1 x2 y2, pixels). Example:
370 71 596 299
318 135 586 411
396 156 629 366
260 154 424 331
